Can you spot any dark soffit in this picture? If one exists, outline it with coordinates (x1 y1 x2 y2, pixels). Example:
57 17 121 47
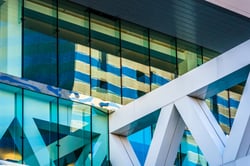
70 0 250 53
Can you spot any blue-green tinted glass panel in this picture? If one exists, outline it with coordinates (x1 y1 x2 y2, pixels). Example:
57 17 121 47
176 130 207 166
0 83 22 164
23 0 57 86
23 90 57 165
229 87 242 126
58 2 90 95
0 0 22 76
58 99 91 165
92 107 109 165
128 126 152 165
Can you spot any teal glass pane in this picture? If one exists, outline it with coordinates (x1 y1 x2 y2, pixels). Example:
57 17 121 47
58 1 90 95
58 99 91 165
0 0 22 76
92 107 109 166
23 90 57 165
128 126 152 165
177 39 202 75
23 0 57 86
0 83 22 164
177 130 208 166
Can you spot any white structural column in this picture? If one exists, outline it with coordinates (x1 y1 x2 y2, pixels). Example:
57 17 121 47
175 96 226 166
223 72 250 163
145 104 185 166
109 134 140 166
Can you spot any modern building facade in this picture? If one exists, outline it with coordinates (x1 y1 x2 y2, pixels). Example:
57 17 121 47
0 0 250 165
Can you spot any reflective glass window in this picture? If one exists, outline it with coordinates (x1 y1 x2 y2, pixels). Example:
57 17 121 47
229 90 241 125
58 99 91 165
177 40 202 75
178 130 207 166
90 14 121 104
128 126 152 165
121 21 149 104
58 2 90 95
203 48 219 63
0 84 22 164
213 91 230 134
23 90 57 165
92 107 109 165
0 0 22 76
23 0 57 86
150 31 176 90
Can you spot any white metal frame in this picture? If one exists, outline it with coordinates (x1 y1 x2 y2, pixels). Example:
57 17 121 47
109 40 250 166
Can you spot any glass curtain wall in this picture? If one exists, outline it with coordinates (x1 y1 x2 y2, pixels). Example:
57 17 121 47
58 99 91 166
23 90 57 165
92 107 109 166
0 84 22 163
2 1 245 166
177 39 202 75
90 13 121 104
150 30 177 90
121 21 150 104
23 0 57 86
58 1 90 94
20 0 223 107
0 0 22 76
0 83 109 165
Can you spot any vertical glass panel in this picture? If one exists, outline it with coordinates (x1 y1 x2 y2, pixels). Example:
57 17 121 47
121 21 149 104
176 130 207 166
216 91 230 134
23 0 57 86
203 48 219 63
229 90 240 126
58 1 90 95
150 31 176 90
177 40 202 75
229 83 243 126
0 0 22 76
0 84 22 164
91 14 121 104
23 90 57 165
92 107 109 166
58 99 91 166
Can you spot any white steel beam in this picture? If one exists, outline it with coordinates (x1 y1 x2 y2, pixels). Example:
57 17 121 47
223 155 250 166
144 104 185 166
223 72 250 163
109 134 140 166
110 40 250 136
175 96 226 166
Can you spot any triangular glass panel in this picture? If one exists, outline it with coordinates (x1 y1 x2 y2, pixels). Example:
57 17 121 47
0 119 22 164
127 108 160 165
175 130 208 166
128 125 153 165
205 82 245 136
